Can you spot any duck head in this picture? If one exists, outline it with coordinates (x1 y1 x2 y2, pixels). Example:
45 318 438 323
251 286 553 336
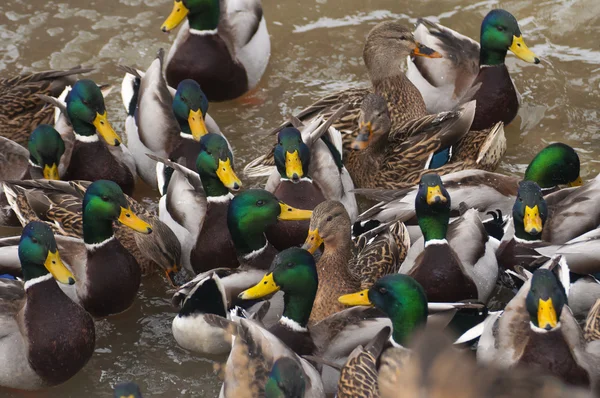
274 127 311 183
526 269 567 332
513 180 548 241
352 93 391 150
302 201 351 254
28 124 65 180
524 143 582 189
415 173 451 244
66 79 121 145
161 0 220 33
173 79 210 141
265 357 306 398
480 9 540 66
196 133 241 196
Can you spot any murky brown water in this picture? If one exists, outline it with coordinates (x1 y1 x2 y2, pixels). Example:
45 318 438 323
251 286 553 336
0 0 599 396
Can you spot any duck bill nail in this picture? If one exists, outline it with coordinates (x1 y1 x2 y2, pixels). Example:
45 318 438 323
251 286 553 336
93 112 121 146
43 164 60 180
238 273 280 300
568 176 583 187
352 123 371 150
509 35 540 64
285 150 304 180
524 205 543 235
189 109 208 141
412 42 442 58
338 289 372 306
216 158 242 190
301 228 322 254
45 250 76 285
278 203 312 221
537 298 557 329
161 0 189 32
426 185 447 205
118 207 153 234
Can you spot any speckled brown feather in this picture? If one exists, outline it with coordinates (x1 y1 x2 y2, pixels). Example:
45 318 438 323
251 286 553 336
0 67 92 146
584 299 600 343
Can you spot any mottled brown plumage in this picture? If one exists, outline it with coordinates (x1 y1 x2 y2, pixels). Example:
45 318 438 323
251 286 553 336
584 299 600 343
0 67 92 146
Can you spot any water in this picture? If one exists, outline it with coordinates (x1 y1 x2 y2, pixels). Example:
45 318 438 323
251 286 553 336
0 0 599 395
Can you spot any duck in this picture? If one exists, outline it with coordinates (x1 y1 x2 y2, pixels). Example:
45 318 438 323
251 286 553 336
243 21 442 176
0 66 92 146
345 94 506 190
300 200 410 323
205 316 324 397
151 146 312 273
3 180 153 317
120 49 226 189
356 142 582 229
0 221 95 390
397 173 498 303
113 382 143 398
477 260 600 391
50 79 137 195
160 0 270 102
407 9 541 130
0 179 185 285
0 124 65 181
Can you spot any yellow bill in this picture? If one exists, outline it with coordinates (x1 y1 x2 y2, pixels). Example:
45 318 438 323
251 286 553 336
338 289 372 306
44 249 75 285
509 35 540 64
239 272 280 300
568 176 583 187
302 228 323 254
524 205 543 235
351 122 371 150
43 164 60 180
119 207 153 234
161 0 189 32
93 112 121 146
285 150 304 180
189 109 208 141
426 185 447 205
216 158 242 191
538 298 558 329
278 202 312 221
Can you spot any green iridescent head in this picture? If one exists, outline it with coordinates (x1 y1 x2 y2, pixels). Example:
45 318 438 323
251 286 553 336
274 128 311 182
82 180 152 245
113 381 143 398
526 269 566 331
161 0 220 33
479 9 540 66
415 173 451 242
173 79 210 140
513 181 547 241
196 133 241 196
524 143 581 188
227 189 313 255
28 124 65 180
264 358 306 398
66 79 121 145
239 248 317 327
339 274 428 346
18 221 75 285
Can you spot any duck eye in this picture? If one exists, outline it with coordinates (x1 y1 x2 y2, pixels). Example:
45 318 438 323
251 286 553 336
30 237 38 244
326 216 333 222
256 200 264 207
497 26 505 32
379 287 387 295
287 262 294 268
101 196 109 202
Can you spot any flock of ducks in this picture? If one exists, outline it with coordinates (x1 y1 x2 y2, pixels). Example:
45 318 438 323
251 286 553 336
0 2 599 397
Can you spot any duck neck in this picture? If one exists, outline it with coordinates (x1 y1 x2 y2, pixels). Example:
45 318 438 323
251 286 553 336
71 119 97 138
282 290 316 329
229 222 269 257
82 210 115 245
188 4 220 32
320 234 354 279
418 211 449 243
200 173 230 197
479 48 506 67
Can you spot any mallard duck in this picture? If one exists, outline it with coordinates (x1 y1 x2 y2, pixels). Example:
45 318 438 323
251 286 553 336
151 146 312 273
0 179 184 285
398 174 498 303
50 79 137 195
356 142 582 229
0 67 92 146
160 0 270 101
113 382 143 398
244 21 442 176
205 316 324 397
3 180 153 317
0 221 94 390
120 49 226 189
300 200 410 322
477 260 600 390
407 9 541 130
345 94 506 189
